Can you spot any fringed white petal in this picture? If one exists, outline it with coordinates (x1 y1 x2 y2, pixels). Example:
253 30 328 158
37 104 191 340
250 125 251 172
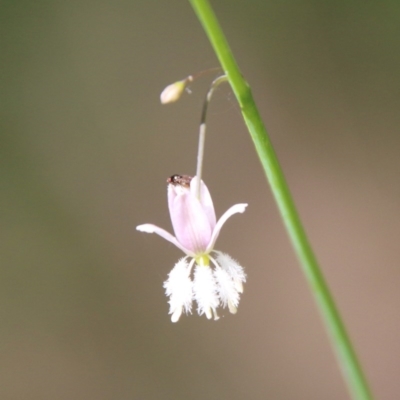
213 266 240 314
215 252 246 293
193 265 219 320
163 258 193 323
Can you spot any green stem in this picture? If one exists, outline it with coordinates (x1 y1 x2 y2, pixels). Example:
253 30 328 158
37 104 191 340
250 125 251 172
188 1 373 399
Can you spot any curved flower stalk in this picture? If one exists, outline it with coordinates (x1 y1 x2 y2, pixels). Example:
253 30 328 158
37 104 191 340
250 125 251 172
137 176 247 322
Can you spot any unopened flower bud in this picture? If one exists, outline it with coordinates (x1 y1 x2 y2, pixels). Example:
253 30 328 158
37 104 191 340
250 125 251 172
160 77 191 104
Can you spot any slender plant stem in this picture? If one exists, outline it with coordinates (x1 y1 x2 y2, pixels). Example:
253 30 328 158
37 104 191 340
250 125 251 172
188 1 373 399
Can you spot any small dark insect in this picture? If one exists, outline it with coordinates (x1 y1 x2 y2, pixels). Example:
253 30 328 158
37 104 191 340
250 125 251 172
167 174 193 188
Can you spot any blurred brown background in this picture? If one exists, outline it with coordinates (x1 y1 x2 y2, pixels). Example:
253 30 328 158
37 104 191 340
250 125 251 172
2 1 400 399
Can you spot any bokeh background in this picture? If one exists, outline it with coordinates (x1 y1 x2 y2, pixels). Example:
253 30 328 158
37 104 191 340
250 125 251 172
2 1 400 399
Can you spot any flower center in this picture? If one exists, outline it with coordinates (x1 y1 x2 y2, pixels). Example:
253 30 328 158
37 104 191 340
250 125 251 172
195 254 210 267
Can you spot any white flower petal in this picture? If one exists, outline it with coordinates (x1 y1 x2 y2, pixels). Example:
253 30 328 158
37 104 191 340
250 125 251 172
163 258 193 322
206 204 248 252
193 265 219 320
170 308 182 323
227 300 237 314
213 266 240 314
215 252 246 293
136 224 195 257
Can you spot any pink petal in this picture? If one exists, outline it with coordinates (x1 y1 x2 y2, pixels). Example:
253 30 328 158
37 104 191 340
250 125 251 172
206 204 248 252
167 184 179 216
170 190 213 254
190 177 216 229
136 224 195 257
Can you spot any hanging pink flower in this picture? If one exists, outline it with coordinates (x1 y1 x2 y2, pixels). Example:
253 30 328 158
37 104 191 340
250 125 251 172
137 176 247 322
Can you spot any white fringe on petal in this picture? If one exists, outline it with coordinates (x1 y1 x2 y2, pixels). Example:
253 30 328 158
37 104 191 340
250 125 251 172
215 252 246 293
193 265 219 320
213 266 240 314
163 258 193 322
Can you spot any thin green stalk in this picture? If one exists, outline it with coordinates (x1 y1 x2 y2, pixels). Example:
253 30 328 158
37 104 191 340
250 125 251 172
188 1 373 399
